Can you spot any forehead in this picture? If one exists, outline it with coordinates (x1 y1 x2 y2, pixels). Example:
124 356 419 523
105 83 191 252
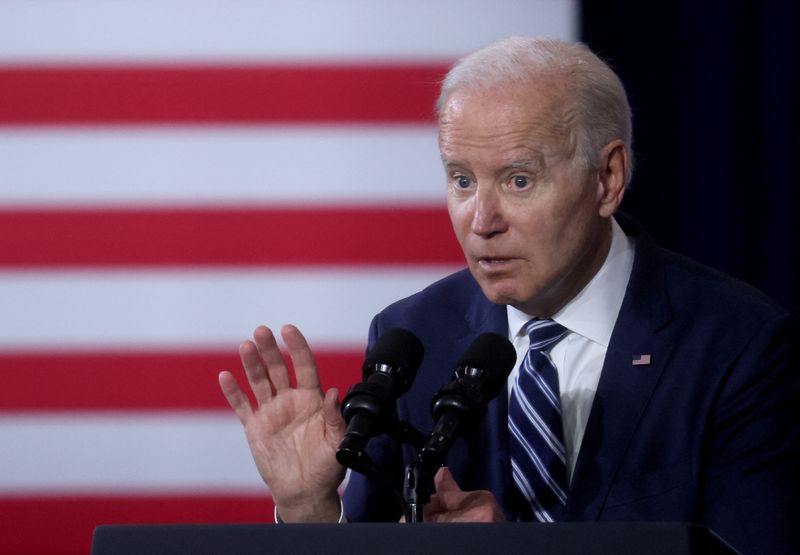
438 81 574 162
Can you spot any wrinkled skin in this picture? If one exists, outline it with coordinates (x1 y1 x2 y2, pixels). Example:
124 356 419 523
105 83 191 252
219 324 346 522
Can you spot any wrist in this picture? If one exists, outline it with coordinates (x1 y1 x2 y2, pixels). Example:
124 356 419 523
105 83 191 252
274 491 343 523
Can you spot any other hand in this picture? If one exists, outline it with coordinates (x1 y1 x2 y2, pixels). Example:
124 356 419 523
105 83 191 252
423 467 506 523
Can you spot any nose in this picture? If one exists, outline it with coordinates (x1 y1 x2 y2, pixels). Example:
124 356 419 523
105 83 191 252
471 184 507 237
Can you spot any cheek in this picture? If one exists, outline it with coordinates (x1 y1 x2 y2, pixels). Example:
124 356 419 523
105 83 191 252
506 204 553 246
447 199 472 239
508 210 574 275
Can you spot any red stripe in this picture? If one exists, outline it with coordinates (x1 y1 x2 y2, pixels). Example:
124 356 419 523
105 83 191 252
0 494 276 555
0 64 447 124
0 350 363 411
0 207 462 267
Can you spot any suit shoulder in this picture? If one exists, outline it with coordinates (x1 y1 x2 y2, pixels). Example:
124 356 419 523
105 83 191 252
658 247 791 327
620 213 788 324
378 268 478 320
369 268 496 338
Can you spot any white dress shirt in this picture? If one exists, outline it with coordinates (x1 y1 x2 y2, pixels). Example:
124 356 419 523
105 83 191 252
506 218 635 482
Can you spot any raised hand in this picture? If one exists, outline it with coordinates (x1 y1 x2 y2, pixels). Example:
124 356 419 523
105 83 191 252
219 324 346 522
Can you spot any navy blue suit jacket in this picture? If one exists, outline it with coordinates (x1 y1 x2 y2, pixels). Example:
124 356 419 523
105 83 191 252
342 218 800 555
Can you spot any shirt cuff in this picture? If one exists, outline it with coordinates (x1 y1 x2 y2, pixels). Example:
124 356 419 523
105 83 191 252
273 497 346 524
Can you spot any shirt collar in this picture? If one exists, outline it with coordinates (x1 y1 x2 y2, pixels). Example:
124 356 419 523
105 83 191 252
507 217 635 347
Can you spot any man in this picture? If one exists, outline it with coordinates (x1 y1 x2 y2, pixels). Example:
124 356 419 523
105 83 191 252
219 37 799 554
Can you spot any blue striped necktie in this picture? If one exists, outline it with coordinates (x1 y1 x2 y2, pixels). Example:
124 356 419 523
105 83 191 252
508 318 570 522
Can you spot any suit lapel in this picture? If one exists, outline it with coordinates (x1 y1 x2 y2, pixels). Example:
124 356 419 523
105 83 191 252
566 319 675 519
566 218 676 520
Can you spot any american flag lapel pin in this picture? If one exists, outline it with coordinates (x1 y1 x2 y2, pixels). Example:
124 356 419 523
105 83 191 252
632 354 652 366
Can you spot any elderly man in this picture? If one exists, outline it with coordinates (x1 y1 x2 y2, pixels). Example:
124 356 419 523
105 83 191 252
219 37 799 554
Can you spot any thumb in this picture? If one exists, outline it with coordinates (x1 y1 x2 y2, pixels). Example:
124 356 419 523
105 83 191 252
322 388 346 437
434 466 462 493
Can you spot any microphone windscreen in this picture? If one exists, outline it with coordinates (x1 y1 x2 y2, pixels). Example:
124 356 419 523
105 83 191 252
455 332 517 398
362 328 425 386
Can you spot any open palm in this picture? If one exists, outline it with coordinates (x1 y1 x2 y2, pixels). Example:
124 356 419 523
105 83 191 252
219 324 346 522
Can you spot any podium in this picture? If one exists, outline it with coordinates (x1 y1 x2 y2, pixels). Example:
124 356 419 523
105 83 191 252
91 522 739 554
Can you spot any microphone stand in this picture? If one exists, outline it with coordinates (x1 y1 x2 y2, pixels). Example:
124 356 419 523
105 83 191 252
402 459 438 522
386 419 446 523
402 424 453 522
337 417 435 522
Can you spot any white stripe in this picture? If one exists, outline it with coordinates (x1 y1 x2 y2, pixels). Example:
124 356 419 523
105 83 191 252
0 126 444 207
0 267 459 349
524 355 561 409
536 508 554 523
0 412 266 492
512 373 565 457
0 0 577 63
511 459 552 522
509 420 567 504
514 388 566 461
510 460 535 502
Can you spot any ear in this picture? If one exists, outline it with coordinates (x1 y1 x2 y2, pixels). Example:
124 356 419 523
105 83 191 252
595 139 628 218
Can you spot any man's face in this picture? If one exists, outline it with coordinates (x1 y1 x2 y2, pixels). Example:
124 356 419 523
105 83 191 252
439 80 614 317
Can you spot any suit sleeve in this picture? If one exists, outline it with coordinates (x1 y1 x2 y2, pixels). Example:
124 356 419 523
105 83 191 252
703 313 800 555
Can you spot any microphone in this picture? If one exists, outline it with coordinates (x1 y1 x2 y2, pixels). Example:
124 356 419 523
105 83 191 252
419 332 516 470
336 328 424 467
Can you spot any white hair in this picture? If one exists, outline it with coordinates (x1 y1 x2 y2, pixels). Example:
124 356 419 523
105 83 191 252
437 37 634 184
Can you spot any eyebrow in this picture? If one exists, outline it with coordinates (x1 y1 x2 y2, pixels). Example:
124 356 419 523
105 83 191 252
440 157 543 169
504 158 543 170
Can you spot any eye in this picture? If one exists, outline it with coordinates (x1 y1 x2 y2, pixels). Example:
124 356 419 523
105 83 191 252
511 175 530 189
455 175 472 189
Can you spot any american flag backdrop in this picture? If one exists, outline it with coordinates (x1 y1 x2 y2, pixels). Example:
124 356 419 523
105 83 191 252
0 2 576 553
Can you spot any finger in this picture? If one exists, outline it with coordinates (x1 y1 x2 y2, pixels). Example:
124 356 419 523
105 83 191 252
218 370 253 424
281 324 321 390
239 338 274 404
253 325 292 391
422 493 445 521
434 466 462 493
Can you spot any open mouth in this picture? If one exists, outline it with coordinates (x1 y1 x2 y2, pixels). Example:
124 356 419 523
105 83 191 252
477 257 515 270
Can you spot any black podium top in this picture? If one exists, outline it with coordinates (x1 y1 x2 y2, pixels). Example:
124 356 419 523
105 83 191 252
91 522 739 555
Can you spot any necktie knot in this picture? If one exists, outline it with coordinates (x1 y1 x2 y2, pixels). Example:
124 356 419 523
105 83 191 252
524 319 568 353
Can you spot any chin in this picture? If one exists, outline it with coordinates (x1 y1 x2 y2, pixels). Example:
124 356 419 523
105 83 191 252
469 266 534 306
477 279 547 314
477 280 523 307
